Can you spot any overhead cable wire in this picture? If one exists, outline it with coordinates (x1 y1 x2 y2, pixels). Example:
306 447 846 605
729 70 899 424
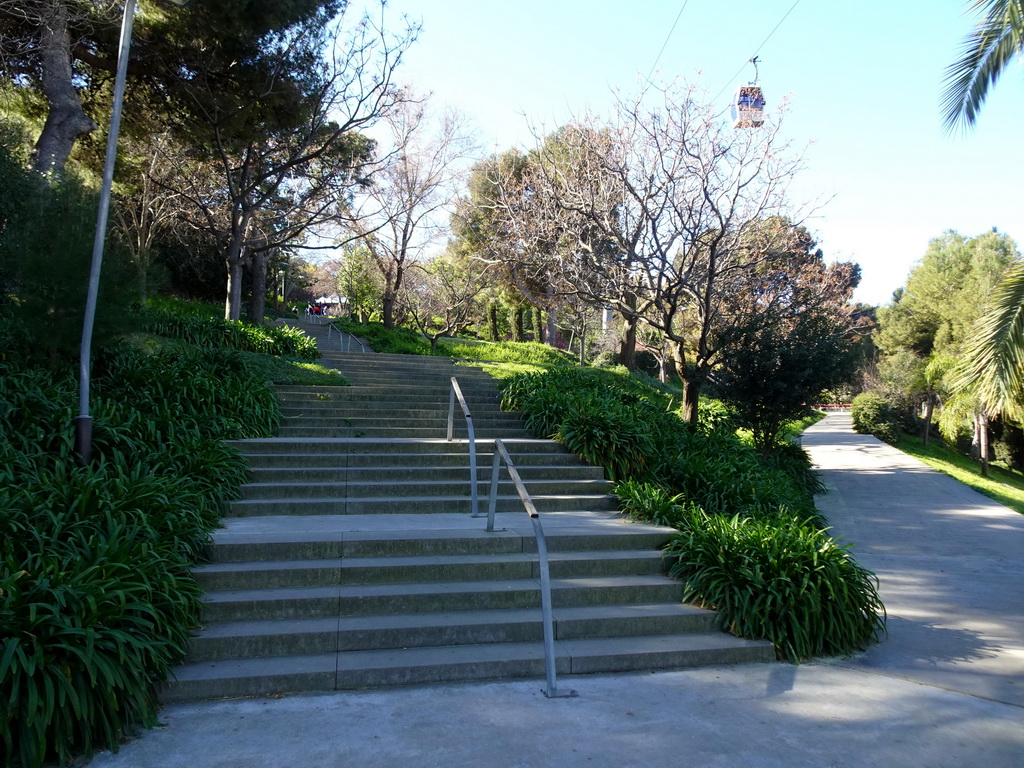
711 0 802 103
646 1 691 83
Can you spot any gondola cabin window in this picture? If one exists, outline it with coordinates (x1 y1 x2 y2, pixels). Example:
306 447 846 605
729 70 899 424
732 85 766 128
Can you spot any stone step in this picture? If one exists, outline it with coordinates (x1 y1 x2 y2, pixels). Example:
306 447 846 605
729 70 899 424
186 603 719 661
193 550 665 590
172 334 777 703
162 633 776 701
229 438 562 455
239 451 585 469
275 426 535 440
238 478 612 501
276 386 501 401
205 526 674 563
279 405 509 418
227 494 618 517
200 575 684 623
278 415 525 430
246 465 605 483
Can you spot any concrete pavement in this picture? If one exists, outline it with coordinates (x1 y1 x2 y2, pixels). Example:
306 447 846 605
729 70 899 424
801 413 1024 708
88 413 1024 768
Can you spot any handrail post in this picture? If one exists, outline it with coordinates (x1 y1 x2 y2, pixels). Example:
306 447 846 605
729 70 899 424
449 377 479 518
447 386 456 442
532 516 560 697
487 445 501 533
492 439 576 699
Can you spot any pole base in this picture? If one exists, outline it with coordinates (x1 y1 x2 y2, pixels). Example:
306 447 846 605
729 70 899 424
75 415 93 464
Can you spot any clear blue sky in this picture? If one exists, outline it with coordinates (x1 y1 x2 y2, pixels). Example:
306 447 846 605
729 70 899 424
352 0 1023 306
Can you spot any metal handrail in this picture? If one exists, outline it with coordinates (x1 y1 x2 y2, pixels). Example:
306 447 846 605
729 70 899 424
447 377 480 518
487 438 576 699
326 322 368 353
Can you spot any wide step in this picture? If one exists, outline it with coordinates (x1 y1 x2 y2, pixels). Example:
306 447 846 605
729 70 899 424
167 326 775 702
165 633 774 701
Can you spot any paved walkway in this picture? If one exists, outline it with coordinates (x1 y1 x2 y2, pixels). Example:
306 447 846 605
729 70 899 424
90 414 1024 768
801 413 1024 707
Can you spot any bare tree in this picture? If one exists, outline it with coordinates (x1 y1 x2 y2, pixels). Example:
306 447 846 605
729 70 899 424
110 133 188 301
403 249 491 351
341 97 478 329
158 10 415 321
492 82 812 422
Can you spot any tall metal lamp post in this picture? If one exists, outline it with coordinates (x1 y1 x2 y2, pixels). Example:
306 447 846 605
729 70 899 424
76 0 194 463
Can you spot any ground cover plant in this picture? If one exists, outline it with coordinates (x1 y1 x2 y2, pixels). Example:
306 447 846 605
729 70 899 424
0 304 289 768
501 366 886 661
331 317 575 367
140 298 319 359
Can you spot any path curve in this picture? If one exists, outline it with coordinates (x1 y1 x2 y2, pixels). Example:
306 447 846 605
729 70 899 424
802 413 1024 707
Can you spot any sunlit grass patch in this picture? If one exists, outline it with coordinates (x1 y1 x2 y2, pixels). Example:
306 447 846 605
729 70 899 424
897 434 1024 515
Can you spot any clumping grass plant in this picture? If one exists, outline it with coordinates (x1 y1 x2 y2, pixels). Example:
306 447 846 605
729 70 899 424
504 366 886 662
0 307 282 768
664 508 886 661
140 298 319 359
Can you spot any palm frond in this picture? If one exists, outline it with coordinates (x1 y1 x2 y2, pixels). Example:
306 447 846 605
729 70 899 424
941 0 1024 133
955 259 1024 418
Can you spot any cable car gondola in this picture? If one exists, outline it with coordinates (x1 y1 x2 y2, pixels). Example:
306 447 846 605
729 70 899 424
731 57 766 129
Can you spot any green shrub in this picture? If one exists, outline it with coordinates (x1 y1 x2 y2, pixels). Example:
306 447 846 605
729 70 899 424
503 368 669 480
139 299 318 359
330 318 431 355
851 391 903 444
665 508 887 661
556 396 654 481
503 365 885 660
696 397 737 435
0 317 276 767
615 479 688 527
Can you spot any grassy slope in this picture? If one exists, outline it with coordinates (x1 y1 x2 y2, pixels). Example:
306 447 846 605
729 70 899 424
897 434 1024 515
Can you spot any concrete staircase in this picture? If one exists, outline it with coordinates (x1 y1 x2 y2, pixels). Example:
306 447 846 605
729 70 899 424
163 326 774 701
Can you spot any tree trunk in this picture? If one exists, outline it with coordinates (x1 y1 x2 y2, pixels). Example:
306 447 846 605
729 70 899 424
619 314 638 370
247 249 270 324
669 339 700 424
512 307 525 342
922 396 935 447
225 259 244 321
532 307 544 343
978 410 991 478
487 303 499 341
382 291 396 329
31 0 98 175
545 286 559 346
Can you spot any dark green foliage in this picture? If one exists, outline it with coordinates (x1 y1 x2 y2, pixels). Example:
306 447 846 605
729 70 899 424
652 430 822 526
714 309 858 453
503 366 885 660
140 299 318 359
664 509 886 661
696 398 737 435
502 368 674 480
615 480 689 527
0 141 137 359
0 315 276 767
851 391 904 444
